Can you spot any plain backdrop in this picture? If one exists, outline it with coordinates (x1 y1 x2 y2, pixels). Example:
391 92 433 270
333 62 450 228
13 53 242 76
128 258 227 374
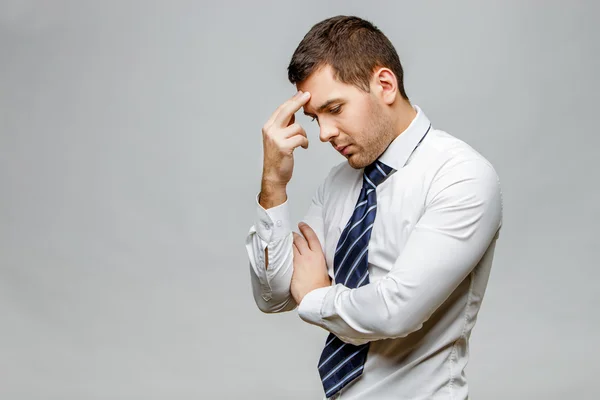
1 1 598 399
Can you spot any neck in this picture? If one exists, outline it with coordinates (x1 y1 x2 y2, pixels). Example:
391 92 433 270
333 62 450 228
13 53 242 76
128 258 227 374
391 100 417 139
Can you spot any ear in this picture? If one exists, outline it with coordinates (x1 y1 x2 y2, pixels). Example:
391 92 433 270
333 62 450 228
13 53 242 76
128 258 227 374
372 67 397 105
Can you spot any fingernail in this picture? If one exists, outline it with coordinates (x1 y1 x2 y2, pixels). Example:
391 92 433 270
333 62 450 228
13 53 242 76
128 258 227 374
302 92 310 99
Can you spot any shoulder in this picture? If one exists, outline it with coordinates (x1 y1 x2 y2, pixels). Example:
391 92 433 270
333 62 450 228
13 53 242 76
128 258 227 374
421 128 503 216
421 128 500 182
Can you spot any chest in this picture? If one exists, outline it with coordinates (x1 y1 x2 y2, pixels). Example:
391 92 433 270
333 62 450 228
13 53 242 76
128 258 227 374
322 171 427 278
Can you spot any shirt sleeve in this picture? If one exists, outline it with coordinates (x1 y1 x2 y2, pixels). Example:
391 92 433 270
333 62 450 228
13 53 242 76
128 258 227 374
245 178 327 313
297 156 503 345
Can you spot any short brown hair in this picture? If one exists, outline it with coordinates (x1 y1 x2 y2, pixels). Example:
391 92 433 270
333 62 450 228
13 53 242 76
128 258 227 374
288 15 408 100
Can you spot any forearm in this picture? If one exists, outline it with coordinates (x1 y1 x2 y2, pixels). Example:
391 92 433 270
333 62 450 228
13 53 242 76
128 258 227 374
247 230 297 313
245 191 297 313
246 168 328 314
298 232 491 344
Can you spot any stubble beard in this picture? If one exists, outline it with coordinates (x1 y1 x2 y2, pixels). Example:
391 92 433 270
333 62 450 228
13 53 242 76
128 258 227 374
347 103 395 170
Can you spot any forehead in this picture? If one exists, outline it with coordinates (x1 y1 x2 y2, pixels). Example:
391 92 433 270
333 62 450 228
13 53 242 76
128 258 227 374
297 65 358 114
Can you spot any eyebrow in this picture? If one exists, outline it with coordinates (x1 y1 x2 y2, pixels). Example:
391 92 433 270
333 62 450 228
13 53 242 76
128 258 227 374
303 98 344 116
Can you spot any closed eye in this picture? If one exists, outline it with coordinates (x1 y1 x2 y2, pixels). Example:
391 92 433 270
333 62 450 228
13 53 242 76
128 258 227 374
330 105 342 114
308 105 343 123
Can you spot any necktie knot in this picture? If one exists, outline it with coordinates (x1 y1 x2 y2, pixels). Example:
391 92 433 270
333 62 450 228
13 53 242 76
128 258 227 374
363 160 395 189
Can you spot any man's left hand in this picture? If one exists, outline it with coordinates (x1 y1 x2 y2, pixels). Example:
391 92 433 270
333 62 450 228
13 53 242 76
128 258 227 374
291 222 331 304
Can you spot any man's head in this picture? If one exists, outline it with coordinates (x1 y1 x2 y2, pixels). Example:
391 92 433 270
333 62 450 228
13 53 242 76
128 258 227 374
288 15 414 169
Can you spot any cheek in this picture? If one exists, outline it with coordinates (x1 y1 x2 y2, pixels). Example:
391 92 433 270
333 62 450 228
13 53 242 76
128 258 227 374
341 114 367 142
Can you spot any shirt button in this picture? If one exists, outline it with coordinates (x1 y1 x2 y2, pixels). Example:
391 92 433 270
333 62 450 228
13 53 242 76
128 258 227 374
276 220 282 227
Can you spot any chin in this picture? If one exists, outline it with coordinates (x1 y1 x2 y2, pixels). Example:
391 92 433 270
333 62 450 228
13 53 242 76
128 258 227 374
346 154 370 169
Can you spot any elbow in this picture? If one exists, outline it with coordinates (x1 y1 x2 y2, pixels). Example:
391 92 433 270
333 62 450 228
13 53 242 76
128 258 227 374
369 281 429 339
255 298 275 314
378 314 425 339
256 300 280 314
254 295 296 314
331 314 423 344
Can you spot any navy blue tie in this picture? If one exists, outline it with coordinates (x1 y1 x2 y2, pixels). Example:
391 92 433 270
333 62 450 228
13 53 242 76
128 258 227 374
318 159 395 398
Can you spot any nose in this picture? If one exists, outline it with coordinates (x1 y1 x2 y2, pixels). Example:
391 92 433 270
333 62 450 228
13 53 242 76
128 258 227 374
319 123 339 143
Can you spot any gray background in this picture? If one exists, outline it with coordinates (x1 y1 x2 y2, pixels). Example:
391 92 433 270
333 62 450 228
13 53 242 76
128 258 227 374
1 1 598 399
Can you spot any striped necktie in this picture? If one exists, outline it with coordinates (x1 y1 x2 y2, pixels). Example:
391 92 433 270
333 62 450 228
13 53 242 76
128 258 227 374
318 159 395 398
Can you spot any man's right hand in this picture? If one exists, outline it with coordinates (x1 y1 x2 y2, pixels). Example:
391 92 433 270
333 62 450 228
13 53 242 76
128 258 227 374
259 91 311 268
261 91 311 190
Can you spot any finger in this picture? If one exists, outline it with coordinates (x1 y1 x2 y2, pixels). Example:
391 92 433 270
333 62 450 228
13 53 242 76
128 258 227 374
286 134 309 150
292 232 301 255
298 222 321 251
282 124 309 149
292 231 309 254
281 123 307 140
265 91 303 128
273 91 311 128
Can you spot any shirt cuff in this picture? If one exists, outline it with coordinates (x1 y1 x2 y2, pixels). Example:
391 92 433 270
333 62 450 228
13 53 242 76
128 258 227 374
254 193 292 243
297 286 331 326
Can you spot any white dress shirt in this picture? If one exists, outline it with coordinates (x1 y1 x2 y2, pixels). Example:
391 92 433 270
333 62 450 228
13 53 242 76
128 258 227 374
245 106 503 399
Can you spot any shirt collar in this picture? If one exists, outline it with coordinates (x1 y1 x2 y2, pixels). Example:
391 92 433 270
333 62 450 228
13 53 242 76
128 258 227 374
378 105 431 171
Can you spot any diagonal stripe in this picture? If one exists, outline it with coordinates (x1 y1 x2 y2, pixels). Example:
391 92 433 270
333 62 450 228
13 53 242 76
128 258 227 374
356 269 369 287
345 205 377 238
354 199 368 210
325 364 365 397
334 223 374 279
322 347 364 382
337 197 369 246
364 174 376 189
342 246 369 286
375 162 389 179
318 343 346 370
324 335 337 347
335 205 377 255
353 200 368 212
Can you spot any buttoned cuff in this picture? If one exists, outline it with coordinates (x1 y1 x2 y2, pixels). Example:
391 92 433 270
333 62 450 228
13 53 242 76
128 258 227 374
254 193 292 243
298 286 330 326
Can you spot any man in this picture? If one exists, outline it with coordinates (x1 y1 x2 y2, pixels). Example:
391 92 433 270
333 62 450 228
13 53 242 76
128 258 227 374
245 15 503 400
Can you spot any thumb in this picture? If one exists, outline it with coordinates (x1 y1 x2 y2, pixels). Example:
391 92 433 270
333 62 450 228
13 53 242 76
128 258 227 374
298 222 320 251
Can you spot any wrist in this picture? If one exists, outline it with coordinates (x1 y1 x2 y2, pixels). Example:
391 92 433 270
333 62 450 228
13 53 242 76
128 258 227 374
259 179 288 209
297 286 331 327
261 173 288 189
297 282 330 305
